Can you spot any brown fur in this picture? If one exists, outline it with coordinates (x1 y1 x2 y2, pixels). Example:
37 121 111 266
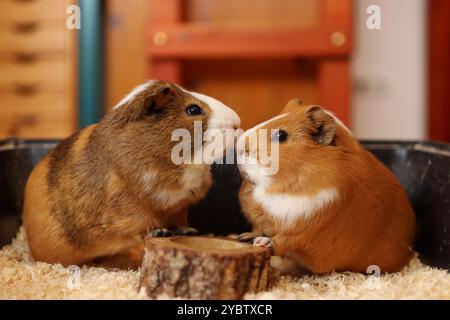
23 81 223 268
239 100 416 274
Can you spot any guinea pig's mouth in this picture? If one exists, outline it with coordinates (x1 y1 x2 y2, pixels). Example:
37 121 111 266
238 165 255 184
202 127 242 163
237 161 259 184
237 156 277 186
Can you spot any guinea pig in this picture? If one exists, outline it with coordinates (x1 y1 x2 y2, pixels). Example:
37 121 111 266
237 99 416 274
23 80 240 268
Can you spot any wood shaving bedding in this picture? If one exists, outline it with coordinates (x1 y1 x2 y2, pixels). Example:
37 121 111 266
1 227 449 300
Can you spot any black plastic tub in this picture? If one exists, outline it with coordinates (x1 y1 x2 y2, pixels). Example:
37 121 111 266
1 139 449 270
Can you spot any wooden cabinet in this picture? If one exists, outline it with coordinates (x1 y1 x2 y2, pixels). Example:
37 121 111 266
429 0 450 142
147 0 352 129
0 0 77 139
104 0 148 111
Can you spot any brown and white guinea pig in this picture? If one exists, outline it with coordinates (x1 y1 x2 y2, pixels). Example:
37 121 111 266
23 80 240 267
237 99 416 274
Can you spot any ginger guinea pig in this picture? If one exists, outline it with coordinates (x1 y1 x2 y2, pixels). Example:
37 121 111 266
23 80 240 267
237 99 416 274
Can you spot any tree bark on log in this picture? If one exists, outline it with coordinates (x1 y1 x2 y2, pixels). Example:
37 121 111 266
139 236 272 299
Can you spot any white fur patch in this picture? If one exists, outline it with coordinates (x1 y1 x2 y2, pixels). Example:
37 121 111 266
240 113 288 142
140 171 158 192
324 110 352 134
152 188 189 210
239 156 273 187
182 88 241 163
191 91 241 129
237 113 288 185
182 89 241 130
113 80 156 109
253 186 338 227
115 82 241 131
182 165 208 190
148 165 209 210
237 113 288 159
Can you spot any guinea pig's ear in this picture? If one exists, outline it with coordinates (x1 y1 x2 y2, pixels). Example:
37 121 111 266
281 98 304 114
305 105 337 145
142 85 173 117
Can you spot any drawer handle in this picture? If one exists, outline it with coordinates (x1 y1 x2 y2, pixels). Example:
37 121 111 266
13 83 38 95
15 114 37 126
14 21 39 33
14 52 38 63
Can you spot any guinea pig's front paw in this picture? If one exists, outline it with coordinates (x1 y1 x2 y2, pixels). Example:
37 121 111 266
148 228 173 237
171 226 200 236
253 236 275 253
238 232 261 243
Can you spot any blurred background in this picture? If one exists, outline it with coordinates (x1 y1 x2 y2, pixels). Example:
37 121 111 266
0 0 448 142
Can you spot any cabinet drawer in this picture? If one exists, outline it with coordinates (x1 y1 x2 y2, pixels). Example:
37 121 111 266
0 60 69 90
0 27 69 53
0 92 74 139
0 49 64 64
0 89 71 107
0 118 74 139
0 0 70 23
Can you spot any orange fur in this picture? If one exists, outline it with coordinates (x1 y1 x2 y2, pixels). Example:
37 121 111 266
239 101 416 274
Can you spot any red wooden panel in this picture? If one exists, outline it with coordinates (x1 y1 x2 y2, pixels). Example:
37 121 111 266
148 24 351 58
150 59 181 83
318 1 352 125
147 0 353 128
148 0 182 23
428 0 450 142
149 0 181 82
321 0 352 26
318 59 351 125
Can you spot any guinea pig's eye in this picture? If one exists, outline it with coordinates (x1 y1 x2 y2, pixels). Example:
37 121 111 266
272 130 288 143
185 104 204 116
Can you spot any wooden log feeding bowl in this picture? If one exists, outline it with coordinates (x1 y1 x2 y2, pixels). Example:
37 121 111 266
139 236 272 299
